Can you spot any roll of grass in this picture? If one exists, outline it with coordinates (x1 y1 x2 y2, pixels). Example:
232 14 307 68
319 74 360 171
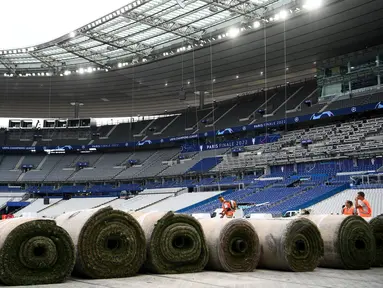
55 206 146 278
131 211 209 274
248 217 324 271
198 218 260 272
366 215 383 267
0 218 75 286
307 215 374 269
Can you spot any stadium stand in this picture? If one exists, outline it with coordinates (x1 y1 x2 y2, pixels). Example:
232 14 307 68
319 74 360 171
38 197 117 217
309 188 383 217
14 198 61 216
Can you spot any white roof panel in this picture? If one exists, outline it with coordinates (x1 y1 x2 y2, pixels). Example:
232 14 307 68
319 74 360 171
0 0 288 71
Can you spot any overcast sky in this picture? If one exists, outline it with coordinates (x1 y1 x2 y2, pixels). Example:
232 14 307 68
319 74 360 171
0 0 132 49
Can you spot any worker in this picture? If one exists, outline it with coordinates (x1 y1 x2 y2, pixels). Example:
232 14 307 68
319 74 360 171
354 191 372 218
342 200 354 215
218 196 237 218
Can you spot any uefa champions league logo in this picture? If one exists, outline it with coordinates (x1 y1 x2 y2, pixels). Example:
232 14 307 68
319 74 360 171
310 111 334 120
216 128 234 135
137 140 152 146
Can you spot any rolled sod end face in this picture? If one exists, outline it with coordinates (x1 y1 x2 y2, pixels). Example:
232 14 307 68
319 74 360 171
366 215 383 267
55 206 146 279
0 218 76 286
306 215 375 269
198 218 261 272
130 211 209 274
248 218 324 272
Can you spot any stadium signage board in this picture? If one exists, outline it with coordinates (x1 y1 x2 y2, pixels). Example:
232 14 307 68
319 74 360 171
0 101 382 152
180 135 281 153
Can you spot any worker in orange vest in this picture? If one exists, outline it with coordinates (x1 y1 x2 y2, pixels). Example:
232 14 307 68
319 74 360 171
218 196 237 218
354 191 372 218
342 200 354 215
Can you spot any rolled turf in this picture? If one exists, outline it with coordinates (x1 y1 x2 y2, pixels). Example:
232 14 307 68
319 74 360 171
307 215 375 269
0 217 75 286
198 218 260 272
367 215 383 267
248 217 324 271
55 206 146 279
130 211 209 274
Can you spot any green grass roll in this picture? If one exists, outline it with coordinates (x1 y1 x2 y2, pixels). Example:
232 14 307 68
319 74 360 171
130 211 209 274
198 218 260 272
0 218 75 286
55 206 146 279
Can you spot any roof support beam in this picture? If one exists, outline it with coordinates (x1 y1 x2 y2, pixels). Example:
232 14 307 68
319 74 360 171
122 12 204 41
82 31 154 56
56 42 109 67
0 56 17 74
29 51 61 69
200 0 263 18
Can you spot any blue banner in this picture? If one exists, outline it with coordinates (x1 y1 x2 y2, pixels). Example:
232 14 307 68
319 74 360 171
181 134 281 153
0 101 382 152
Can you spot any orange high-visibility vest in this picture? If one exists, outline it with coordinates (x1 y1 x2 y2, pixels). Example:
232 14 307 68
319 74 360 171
222 201 235 217
357 199 372 217
342 207 354 215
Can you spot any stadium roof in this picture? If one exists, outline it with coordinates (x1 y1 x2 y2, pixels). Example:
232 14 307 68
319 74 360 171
0 0 318 74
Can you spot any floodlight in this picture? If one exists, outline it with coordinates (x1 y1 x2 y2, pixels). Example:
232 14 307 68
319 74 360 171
87 67 93 73
228 27 240 38
236 75 239 79
253 21 261 28
303 0 323 10
118 63 122 68
279 10 288 20
79 68 85 74
64 71 71 76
